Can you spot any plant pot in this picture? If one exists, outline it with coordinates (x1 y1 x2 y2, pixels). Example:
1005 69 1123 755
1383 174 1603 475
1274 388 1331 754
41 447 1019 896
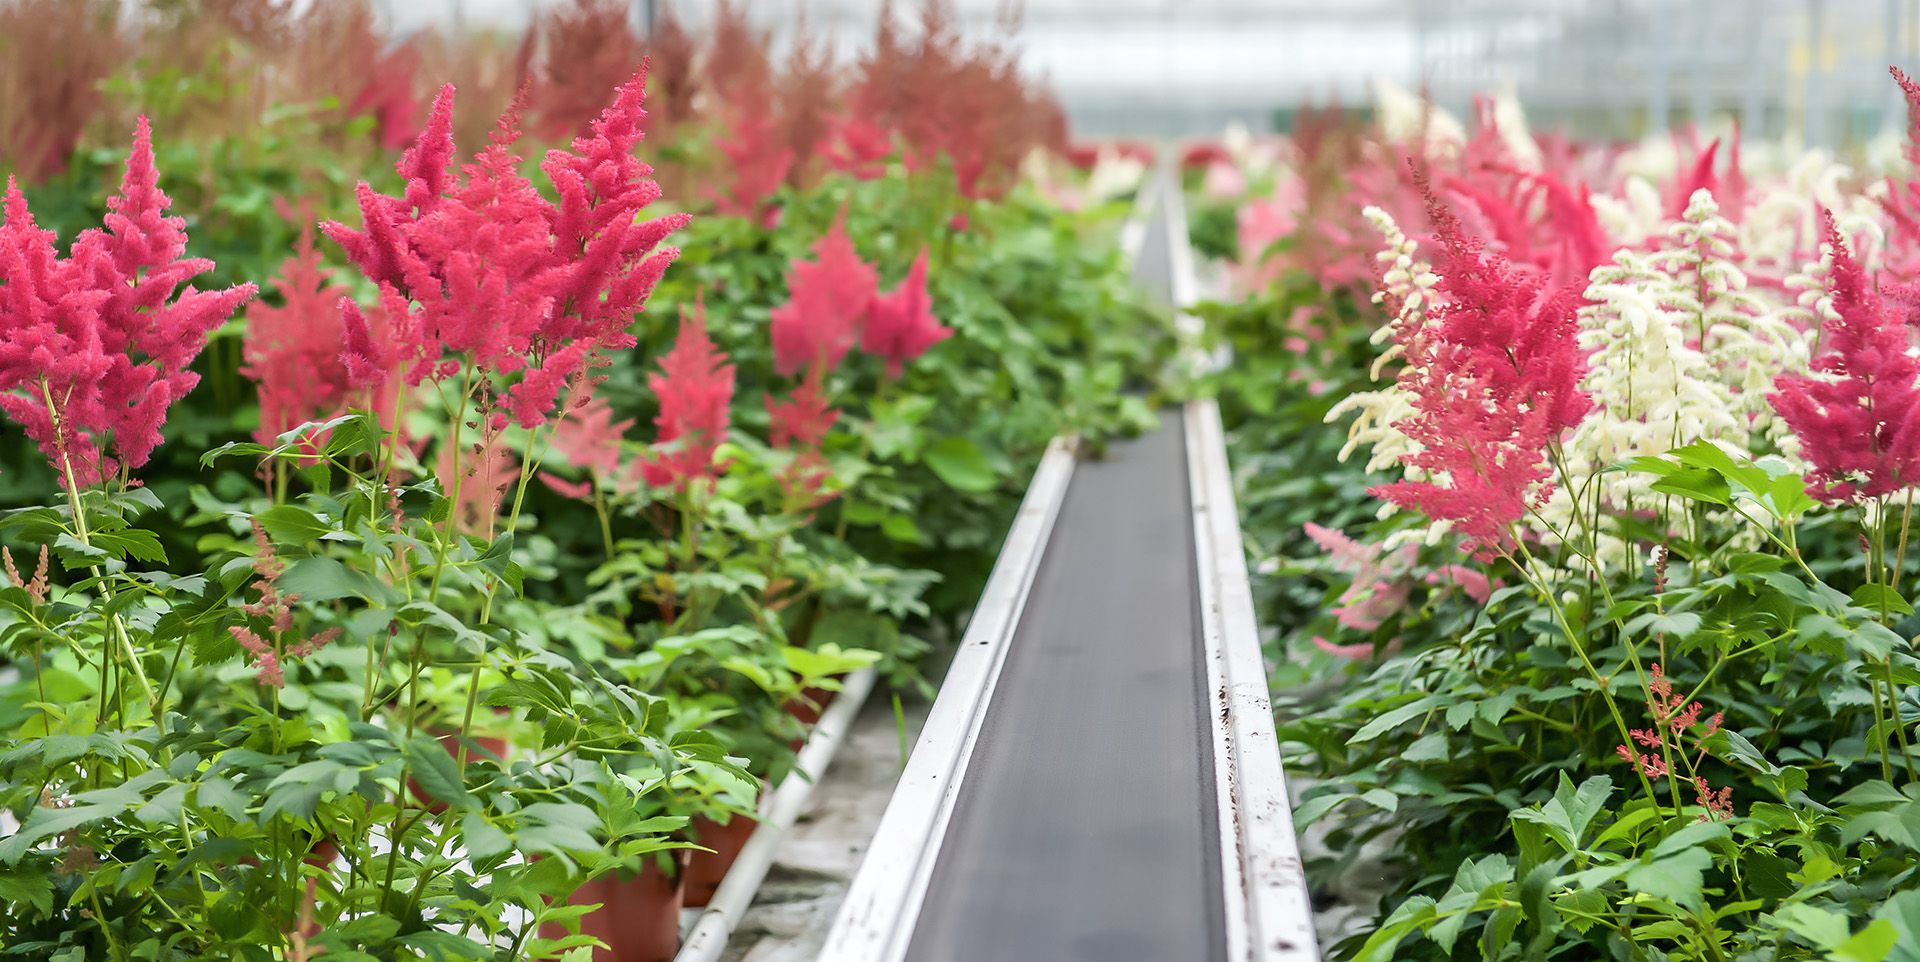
682 813 757 908
542 852 687 962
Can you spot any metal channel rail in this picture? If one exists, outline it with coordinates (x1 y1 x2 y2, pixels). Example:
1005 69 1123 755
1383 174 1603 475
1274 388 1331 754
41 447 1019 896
820 166 1317 962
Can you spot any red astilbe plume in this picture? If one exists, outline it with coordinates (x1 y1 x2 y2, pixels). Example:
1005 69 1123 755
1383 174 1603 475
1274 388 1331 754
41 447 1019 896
1665 138 1722 221
531 0 641 141
0 0 124 183
0 119 257 488
323 69 687 430
862 248 951 378
1768 210 1920 503
825 3 903 181
778 18 838 190
767 369 840 511
770 211 879 376
230 519 342 689
1370 179 1591 561
707 2 793 222
242 212 355 451
643 300 735 492
768 370 838 450
1879 67 1920 283
540 388 642 498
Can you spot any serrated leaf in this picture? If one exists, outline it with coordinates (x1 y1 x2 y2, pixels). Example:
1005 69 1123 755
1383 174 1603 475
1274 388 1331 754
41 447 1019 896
403 737 476 811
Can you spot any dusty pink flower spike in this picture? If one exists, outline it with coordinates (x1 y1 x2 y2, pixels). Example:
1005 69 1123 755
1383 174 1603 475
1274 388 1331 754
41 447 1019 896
862 248 951 378
769 209 879 377
644 299 736 492
0 118 255 487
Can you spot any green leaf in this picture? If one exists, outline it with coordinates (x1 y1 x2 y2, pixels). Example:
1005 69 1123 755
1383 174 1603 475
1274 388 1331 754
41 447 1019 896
278 556 396 604
1836 919 1901 962
881 514 925 543
1360 788 1398 813
1772 903 1851 950
462 813 512 860
923 436 998 492
1854 584 1917 617
1403 733 1449 763
0 803 130 864
256 504 333 546
1623 847 1713 910
404 737 477 811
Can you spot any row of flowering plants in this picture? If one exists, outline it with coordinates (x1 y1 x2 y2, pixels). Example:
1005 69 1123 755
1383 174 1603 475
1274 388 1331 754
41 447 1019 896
0 4 1170 960
1189 71 1920 959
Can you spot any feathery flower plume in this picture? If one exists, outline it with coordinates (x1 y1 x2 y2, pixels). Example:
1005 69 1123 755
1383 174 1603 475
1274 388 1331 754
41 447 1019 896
1768 209 1920 503
767 369 838 450
231 520 341 689
242 214 356 450
0 119 256 487
643 300 735 491
323 69 687 430
1368 176 1591 560
707 3 793 221
862 249 951 378
769 211 878 376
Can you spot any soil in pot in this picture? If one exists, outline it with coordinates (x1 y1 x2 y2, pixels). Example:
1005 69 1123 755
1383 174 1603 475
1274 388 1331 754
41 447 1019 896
682 813 757 908
542 852 687 962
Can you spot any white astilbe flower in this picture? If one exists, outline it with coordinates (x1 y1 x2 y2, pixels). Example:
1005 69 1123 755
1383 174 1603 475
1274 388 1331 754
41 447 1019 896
1538 189 1807 564
1326 207 1432 478
1591 174 1668 247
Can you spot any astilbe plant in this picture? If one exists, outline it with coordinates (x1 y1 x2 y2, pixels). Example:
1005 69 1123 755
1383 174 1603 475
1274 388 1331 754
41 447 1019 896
1768 210 1920 504
531 0 641 141
0 118 258 490
770 211 880 377
326 67 688 507
241 211 370 457
1367 181 1591 561
706 2 793 222
643 299 736 492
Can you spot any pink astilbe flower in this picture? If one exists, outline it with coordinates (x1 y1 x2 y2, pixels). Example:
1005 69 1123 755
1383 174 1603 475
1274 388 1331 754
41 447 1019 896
767 369 839 450
769 211 879 376
766 369 841 511
0 119 257 487
707 5 793 220
1423 564 1499 605
322 68 686 432
2 544 49 606
643 301 735 492
862 249 950 378
242 219 355 450
824 113 895 181
1768 210 1920 503
230 519 341 689
539 388 643 498
1615 663 1733 819
1370 181 1592 561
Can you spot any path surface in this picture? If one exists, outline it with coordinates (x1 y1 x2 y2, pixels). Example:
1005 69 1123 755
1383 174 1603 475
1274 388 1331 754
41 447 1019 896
900 411 1226 962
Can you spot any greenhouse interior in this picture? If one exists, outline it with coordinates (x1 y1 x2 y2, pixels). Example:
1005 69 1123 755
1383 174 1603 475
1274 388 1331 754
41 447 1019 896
3 0 1920 960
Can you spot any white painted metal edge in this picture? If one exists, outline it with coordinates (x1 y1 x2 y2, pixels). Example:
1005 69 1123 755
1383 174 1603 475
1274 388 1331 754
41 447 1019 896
817 438 1078 962
1119 157 1162 267
674 664 879 962
1186 399 1318 962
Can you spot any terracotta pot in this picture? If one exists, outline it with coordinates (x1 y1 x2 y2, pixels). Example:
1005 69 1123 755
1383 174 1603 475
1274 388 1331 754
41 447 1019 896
682 813 757 908
408 731 509 813
542 852 686 962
